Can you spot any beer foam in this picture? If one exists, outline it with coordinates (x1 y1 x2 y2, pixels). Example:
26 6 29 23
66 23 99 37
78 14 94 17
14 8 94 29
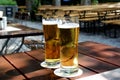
43 20 58 25
58 23 79 29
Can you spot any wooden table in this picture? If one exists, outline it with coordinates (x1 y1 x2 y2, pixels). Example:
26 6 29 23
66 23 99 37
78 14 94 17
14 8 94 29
0 23 43 54
102 20 120 25
38 2 120 17
0 41 120 80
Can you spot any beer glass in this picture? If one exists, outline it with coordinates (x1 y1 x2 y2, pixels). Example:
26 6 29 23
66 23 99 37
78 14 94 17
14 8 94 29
42 16 60 67
54 16 80 76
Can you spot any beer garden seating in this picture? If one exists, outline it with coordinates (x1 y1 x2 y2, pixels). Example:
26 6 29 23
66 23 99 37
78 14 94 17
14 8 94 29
37 2 120 37
13 2 120 51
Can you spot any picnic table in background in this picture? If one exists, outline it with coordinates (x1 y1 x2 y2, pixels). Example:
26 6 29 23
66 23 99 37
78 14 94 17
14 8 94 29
0 23 43 54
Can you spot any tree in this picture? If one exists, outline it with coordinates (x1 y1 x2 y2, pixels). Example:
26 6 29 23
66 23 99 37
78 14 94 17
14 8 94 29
91 0 98 5
0 0 17 5
31 0 40 12
30 0 40 21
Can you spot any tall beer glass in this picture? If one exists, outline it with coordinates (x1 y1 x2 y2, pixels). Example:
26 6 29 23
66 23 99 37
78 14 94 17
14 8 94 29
42 16 60 67
55 17 80 75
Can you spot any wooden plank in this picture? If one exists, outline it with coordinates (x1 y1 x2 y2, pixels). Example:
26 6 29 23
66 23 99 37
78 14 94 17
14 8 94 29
102 20 120 25
0 56 25 80
78 54 119 73
24 49 45 61
4 52 59 80
78 41 120 67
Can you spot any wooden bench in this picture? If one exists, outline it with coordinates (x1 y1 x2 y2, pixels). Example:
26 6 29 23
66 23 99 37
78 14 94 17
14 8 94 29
0 41 120 80
102 20 120 38
79 17 99 34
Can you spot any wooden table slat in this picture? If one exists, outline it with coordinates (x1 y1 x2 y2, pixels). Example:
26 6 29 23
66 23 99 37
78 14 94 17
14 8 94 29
0 56 25 80
78 41 120 67
3 52 59 80
78 53 119 73
24 49 45 62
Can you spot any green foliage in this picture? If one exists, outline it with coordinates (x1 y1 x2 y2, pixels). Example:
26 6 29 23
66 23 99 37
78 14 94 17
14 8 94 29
91 0 98 5
0 0 17 5
31 0 40 12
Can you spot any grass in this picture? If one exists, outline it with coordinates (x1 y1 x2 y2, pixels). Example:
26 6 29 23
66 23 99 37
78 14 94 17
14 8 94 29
0 0 17 5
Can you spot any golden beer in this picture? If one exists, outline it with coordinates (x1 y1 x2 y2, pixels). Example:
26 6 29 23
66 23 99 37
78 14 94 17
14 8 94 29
59 23 79 74
43 21 60 66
